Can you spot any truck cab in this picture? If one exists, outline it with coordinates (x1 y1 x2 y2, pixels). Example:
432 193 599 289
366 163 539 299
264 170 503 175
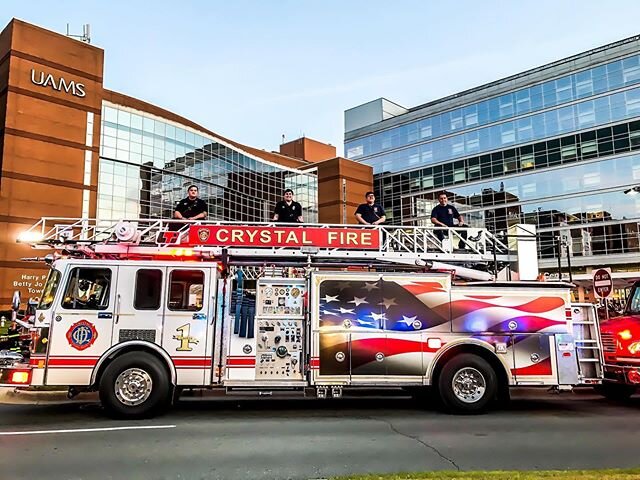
598 280 640 399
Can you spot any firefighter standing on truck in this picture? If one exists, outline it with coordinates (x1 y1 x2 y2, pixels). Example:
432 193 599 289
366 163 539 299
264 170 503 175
170 184 208 231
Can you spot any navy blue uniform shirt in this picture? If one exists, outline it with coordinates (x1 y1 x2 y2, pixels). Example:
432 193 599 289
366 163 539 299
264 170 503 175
274 201 303 223
355 203 385 224
431 204 461 227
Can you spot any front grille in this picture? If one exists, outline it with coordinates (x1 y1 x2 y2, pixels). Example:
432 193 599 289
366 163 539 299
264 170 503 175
600 332 617 354
119 329 156 343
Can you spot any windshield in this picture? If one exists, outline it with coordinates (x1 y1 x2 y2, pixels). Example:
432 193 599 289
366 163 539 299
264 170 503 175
38 269 61 310
627 284 640 315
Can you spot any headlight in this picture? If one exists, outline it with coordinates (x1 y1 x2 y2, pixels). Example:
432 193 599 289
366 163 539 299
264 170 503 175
17 231 44 243
619 329 633 341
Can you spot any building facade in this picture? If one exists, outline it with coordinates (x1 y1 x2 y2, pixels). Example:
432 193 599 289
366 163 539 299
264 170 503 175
97 100 317 225
345 36 640 284
0 19 371 309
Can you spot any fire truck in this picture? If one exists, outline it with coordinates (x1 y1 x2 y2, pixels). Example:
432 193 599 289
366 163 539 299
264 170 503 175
0 218 604 418
597 280 640 399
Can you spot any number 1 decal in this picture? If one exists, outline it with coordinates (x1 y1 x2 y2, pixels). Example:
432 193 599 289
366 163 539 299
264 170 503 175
173 324 199 352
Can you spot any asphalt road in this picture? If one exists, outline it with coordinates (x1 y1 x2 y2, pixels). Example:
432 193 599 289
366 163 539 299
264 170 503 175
1 390 639 480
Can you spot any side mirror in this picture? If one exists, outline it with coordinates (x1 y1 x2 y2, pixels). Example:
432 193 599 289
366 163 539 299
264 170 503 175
11 290 21 312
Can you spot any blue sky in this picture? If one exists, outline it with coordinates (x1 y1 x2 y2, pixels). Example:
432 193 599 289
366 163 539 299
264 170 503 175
4 1 640 155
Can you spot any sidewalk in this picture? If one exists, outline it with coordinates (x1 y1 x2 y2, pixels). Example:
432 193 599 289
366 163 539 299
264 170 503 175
0 387 97 405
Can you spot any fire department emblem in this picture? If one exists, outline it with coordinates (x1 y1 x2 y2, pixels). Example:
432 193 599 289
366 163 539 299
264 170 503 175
66 320 98 351
197 228 210 242
629 341 640 355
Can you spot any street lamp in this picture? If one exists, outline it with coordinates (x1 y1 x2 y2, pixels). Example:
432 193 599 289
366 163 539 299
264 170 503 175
624 186 640 195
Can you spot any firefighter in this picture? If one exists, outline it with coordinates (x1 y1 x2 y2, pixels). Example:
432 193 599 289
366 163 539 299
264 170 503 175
0 320 21 353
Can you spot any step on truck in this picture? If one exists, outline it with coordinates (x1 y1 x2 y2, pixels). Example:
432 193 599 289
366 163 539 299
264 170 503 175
0 218 603 418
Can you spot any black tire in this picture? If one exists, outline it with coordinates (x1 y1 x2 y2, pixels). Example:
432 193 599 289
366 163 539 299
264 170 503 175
437 353 497 414
99 352 171 419
594 382 636 401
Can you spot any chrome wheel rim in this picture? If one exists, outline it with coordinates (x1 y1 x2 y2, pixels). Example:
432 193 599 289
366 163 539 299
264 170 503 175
115 368 153 406
452 367 486 404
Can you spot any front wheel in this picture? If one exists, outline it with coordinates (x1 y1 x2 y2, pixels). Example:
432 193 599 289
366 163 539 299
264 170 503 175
99 352 171 419
437 353 497 414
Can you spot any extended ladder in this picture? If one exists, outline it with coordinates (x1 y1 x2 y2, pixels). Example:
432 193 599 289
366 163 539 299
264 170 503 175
17 217 516 268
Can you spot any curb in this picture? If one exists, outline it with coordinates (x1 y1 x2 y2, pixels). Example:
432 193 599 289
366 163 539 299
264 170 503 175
0 387 97 405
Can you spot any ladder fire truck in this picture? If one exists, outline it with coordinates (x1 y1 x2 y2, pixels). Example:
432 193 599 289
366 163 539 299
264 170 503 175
0 218 603 418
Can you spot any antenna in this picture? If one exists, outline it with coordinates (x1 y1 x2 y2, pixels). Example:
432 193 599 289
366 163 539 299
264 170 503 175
281 134 285 144
66 23 91 44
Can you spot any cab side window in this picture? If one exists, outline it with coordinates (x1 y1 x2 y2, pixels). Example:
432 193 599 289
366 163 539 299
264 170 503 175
61 268 111 310
134 269 162 310
168 270 204 311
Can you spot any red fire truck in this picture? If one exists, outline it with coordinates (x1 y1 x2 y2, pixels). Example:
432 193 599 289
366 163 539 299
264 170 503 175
0 218 603 418
597 280 640 399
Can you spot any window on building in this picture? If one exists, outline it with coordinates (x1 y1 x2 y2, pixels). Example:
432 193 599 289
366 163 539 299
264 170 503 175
464 105 478 127
578 101 596 127
625 89 640 115
520 151 534 170
555 76 573 103
515 89 531 114
450 109 463 131
561 145 577 161
498 94 514 118
421 175 434 189
575 70 594 98
452 140 464 155
501 125 515 145
420 121 432 139
623 56 640 84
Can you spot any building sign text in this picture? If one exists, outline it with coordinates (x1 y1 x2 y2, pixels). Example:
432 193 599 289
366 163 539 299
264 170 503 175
30 69 86 98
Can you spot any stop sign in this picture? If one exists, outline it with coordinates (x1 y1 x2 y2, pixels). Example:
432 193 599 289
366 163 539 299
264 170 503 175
592 268 613 298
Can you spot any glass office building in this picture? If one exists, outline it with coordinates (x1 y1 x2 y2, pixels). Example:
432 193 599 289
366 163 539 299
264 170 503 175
345 36 640 276
99 103 318 224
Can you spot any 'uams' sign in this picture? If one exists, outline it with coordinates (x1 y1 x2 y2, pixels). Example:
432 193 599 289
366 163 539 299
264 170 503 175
30 69 86 98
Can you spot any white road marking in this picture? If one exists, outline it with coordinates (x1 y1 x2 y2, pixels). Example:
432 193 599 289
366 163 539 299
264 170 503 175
0 425 176 436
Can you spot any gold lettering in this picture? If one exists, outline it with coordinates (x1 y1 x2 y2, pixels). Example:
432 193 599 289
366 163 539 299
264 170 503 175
216 229 229 242
327 231 338 244
260 230 271 244
285 231 299 244
231 229 243 243
274 230 286 242
346 232 358 245
361 231 372 246
246 229 258 243
301 230 312 244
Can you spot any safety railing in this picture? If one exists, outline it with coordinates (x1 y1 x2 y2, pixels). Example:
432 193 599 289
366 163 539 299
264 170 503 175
16 217 514 262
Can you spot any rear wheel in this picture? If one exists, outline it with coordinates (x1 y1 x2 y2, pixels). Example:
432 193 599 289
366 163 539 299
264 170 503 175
437 353 497 414
99 352 171 419
594 382 636 401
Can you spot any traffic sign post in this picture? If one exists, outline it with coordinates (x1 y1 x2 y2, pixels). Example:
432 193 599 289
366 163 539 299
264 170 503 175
592 267 613 320
592 268 613 298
